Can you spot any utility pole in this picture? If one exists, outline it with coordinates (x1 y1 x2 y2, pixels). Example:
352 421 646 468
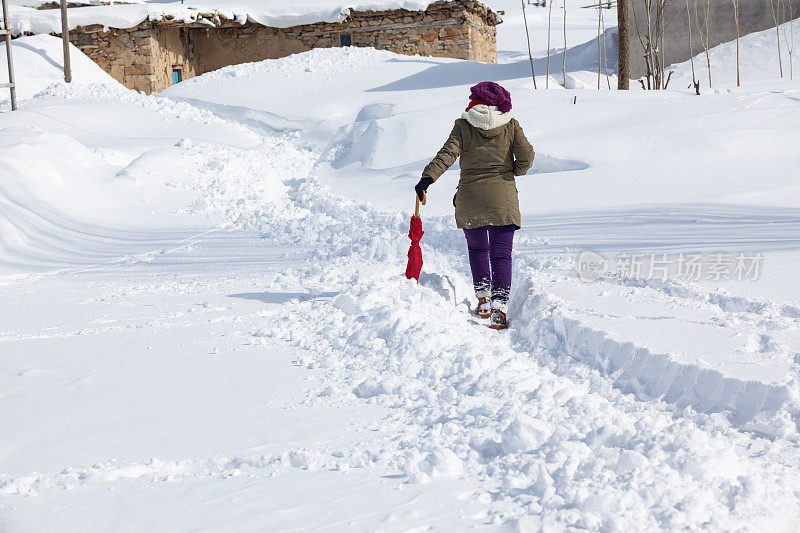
617 0 630 89
60 0 72 83
1 0 16 110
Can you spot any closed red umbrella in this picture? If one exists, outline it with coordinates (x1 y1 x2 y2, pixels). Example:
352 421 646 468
405 192 426 281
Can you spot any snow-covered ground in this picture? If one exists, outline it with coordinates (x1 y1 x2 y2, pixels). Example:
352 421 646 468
3 5 800 531
0 34 116 101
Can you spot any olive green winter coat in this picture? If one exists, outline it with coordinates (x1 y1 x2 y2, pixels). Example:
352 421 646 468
422 118 534 229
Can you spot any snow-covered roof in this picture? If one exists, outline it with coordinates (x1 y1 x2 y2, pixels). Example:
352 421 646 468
3 0 450 36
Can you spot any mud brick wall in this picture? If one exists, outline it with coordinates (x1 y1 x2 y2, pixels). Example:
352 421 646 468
68 0 500 93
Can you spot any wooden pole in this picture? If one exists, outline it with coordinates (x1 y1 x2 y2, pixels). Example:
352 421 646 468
60 0 71 83
414 191 427 217
522 0 537 89
617 0 630 89
1 0 16 110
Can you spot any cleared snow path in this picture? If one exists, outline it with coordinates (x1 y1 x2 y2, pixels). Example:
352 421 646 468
236 172 800 529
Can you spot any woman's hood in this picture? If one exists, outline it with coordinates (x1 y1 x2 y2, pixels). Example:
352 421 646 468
461 104 513 136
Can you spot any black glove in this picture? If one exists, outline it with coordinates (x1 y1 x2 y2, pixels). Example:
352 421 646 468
415 177 433 202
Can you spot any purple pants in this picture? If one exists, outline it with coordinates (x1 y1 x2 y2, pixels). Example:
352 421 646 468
463 224 516 308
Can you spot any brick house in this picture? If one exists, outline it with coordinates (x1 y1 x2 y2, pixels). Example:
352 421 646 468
64 0 501 93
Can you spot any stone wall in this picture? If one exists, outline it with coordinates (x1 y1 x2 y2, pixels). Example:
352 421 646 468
191 24 326 74
463 3 497 63
69 23 156 93
68 0 499 93
342 0 498 62
151 26 199 90
192 0 499 73
629 0 800 79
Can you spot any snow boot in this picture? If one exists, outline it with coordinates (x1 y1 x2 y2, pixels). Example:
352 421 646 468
477 296 491 319
490 309 507 330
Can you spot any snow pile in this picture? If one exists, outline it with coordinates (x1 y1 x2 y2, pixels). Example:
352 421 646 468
0 126 102 261
512 271 799 434
164 46 431 126
0 81 278 276
118 137 315 235
0 34 119 105
3 0 437 36
0 125 141 273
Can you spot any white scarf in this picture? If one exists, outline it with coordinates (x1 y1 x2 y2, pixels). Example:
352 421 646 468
461 104 513 130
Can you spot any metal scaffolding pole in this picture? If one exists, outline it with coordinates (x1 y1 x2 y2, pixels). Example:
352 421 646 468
1 0 17 110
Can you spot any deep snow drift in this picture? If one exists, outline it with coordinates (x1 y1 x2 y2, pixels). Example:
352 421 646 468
2 11 800 532
0 34 118 104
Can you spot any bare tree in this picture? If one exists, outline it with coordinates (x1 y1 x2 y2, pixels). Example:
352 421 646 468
546 0 554 87
647 0 660 88
597 2 603 88
732 0 740 86
633 0 670 89
642 0 655 88
522 0 538 88
601 5 611 88
692 0 712 87
664 69 674 88
659 0 666 86
686 0 699 93
770 0 784 77
562 0 568 87
780 0 794 80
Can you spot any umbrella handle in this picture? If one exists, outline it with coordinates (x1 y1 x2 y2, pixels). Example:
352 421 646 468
414 191 427 217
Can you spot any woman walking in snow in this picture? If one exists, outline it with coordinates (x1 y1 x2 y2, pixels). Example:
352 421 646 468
415 81 534 330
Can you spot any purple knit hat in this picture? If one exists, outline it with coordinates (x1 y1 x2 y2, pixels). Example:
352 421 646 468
469 81 512 113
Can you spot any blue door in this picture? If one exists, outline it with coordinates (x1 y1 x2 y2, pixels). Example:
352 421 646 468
172 68 182 85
